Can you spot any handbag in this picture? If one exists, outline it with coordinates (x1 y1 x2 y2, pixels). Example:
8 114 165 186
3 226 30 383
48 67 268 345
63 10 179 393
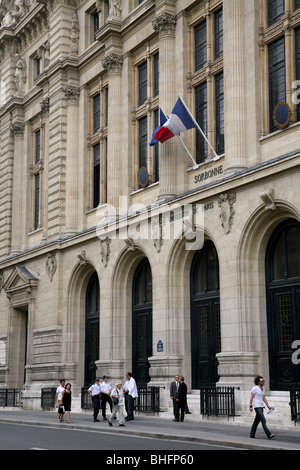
112 388 119 406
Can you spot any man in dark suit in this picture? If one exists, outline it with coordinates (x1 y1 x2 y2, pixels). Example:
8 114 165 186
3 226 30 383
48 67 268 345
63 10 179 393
174 376 187 422
170 375 180 418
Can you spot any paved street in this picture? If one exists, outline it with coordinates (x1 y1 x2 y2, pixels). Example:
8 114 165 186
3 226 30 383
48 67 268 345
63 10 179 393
0 423 237 451
0 409 299 452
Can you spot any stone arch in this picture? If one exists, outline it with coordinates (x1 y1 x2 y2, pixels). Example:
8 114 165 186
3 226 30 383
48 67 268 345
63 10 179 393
165 227 219 386
66 259 99 388
237 200 300 383
108 243 152 376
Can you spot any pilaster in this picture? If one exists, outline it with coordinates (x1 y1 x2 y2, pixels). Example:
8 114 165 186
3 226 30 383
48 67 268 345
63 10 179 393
153 8 178 200
10 121 25 254
64 85 80 235
223 0 248 175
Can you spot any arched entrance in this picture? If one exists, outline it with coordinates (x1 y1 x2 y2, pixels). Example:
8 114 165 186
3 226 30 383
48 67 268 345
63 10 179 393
266 218 300 391
85 272 100 386
190 241 221 389
132 258 152 386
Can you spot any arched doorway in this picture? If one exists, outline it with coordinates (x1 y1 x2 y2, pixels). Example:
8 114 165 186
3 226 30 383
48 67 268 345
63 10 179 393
190 241 221 389
132 258 152 386
85 272 100 386
266 218 300 391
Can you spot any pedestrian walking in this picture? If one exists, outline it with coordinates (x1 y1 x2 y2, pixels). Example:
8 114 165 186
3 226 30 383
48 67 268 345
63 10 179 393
61 383 72 423
100 376 112 420
249 375 275 439
124 372 138 421
55 379 65 422
108 381 126 427
88 378 101 422
174 376 187 422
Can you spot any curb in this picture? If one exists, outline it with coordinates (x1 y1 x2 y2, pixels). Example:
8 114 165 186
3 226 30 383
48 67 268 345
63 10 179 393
0 417 298 451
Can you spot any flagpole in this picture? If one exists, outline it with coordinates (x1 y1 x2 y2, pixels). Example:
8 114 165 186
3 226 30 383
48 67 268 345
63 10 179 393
178 95 219 161
176 135 199 169
160 107 199 169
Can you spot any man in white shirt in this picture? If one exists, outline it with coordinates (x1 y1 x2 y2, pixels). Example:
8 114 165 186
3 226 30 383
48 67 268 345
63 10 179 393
100 375 112 420
249 375 275 439
124 372 138 421
88 378 101 422
55 379 65 421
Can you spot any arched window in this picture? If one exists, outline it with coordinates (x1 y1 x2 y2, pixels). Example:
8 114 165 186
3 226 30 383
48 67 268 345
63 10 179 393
266 219 300 390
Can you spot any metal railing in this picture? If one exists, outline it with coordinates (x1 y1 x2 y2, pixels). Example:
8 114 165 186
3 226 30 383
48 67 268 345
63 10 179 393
41 388 56 409
81 386 162 412
135 386 162 412
200 386 238 418
81 387 95 410
0 389 20 407
290 388 300 423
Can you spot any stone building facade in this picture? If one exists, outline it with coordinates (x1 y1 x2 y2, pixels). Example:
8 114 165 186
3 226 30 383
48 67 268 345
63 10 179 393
0 0 299 422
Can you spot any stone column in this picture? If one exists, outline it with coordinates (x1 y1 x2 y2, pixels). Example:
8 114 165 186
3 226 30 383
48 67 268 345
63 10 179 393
103 53 123 213
64 85 80 235
10 122 25 254
223 0 247 175
153 12 178 200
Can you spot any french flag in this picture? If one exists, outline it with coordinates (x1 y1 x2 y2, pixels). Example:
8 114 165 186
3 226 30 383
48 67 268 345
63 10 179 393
153 97 196 143
149 109 168 146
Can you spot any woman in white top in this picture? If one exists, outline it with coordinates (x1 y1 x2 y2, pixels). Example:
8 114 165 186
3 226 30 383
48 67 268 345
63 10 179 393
249 376 275 439
108 381 125 427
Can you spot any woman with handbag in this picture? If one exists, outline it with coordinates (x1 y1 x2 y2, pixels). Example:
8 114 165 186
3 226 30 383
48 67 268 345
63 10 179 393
108 381 125 427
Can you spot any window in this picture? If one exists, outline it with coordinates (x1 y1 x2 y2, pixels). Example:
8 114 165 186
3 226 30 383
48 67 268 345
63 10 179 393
89 85 108 208
138 62 148 106
215 10 223 60
193 8 224 163
31 129 43 231
35 129 41 164
296 27 300 121
215 73 224 155
154 109 159 182
93 94 100 133
134 51 160 187
268 37 286 133
35 57 41 77
93 143 100 208
195 22 207 71
267 0 285 27
154 54 159 97
296 0 300 10
139 116 148 170
195 83 208 164
34 174 40 231
93 11 99 41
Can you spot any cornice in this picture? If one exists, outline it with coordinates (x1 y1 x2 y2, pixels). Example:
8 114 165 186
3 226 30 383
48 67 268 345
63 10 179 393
0 150 298 270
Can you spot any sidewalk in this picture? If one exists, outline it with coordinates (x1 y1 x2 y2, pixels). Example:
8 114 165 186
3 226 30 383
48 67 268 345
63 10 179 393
0 409 299 450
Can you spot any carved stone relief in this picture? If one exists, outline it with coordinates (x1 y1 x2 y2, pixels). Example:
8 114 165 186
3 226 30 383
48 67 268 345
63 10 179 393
100 237 111 268
0 0 33 28
218 193 236 234
260 188 277 211
14 53 26 94
46 252 57 282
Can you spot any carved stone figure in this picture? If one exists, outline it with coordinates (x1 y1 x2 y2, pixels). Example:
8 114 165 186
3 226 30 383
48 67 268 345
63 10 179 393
14 54 26 94
218 193 237 234
70 12 79 55
0 0 32 28
108 0 121 18
46 252 57 282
